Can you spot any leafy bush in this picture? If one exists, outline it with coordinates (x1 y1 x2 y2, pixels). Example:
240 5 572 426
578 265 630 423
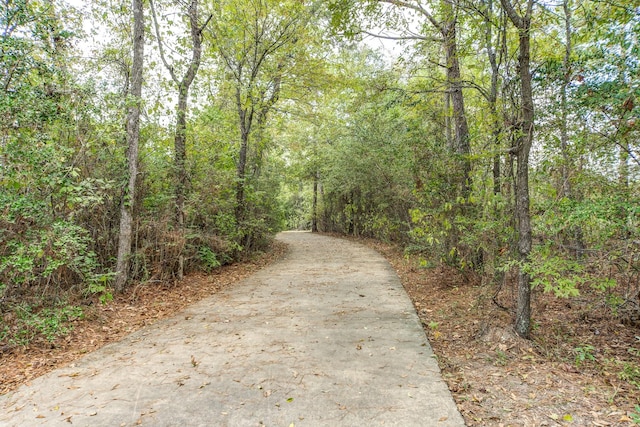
0 209 104 299
1 303 83 347
197 246 221 272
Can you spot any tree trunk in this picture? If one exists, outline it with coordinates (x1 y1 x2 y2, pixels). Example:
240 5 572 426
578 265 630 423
515 22 534 339
235 131 249 222
174 87 188 279
150 0 208 279
235 87 251 224
444 90 452 151
175 87 188 228
115 0 144 292
501 0 535 339
379 0 471 195
560 0 585 258
443 19 471 196
483 0 503 195
312 172 318 232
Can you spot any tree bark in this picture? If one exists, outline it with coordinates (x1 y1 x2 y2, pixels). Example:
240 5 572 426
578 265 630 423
234 81 253 224
175 87 188 229
443 19 471 195
560 0 574 199
501 0 535 339
312 172 319 232
483 0 503 195
115 0 144 292
444 90 452 151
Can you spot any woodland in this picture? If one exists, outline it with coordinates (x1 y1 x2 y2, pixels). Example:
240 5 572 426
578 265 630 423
1 0 640 423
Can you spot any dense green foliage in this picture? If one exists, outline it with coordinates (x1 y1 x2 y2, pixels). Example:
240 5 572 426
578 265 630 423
1 0 639 345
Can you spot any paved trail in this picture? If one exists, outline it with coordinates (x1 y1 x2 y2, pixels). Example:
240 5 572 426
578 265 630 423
1 232 464 426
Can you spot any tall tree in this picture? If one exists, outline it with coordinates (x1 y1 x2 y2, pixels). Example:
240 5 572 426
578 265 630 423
480 0 506 195
150 0 210 279
500 0 535 338
372 0 472 194
115 0 145 292
209 0 308 229
558 0 585 257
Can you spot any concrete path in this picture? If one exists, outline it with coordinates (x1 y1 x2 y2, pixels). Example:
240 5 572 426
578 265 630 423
1 232 464 426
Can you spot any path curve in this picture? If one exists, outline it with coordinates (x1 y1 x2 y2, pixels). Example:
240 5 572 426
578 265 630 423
1 232 464 426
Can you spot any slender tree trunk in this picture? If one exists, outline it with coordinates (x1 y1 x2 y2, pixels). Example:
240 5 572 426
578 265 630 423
483 0 503 195
312 172 318 232
438 3 471 265
235 132 249 222
482 0 507 287
501 0 535 339
1 131 7 177
560 0 585 257
560 84 571 198
560 0 573 199
444 90 452 151
115 0 144 292
150 0 209 279
175 87 188 228
235 88 251 224
443 19 471 195
619 143 630 188
233 69 282 225
174 87 188 278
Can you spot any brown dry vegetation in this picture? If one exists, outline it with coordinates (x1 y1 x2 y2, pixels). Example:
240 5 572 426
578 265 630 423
2 236 640 426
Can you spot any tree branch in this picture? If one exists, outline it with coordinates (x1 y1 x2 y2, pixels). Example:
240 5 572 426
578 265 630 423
499 0 524 28
378 0 444 33
199 14 213 34
361 30 441 42
149 0 178 84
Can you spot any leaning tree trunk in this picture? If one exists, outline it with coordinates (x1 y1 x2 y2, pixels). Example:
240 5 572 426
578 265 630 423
115 0 144 292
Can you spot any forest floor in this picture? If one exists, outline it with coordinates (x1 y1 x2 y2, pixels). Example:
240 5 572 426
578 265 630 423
2 234 640 425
